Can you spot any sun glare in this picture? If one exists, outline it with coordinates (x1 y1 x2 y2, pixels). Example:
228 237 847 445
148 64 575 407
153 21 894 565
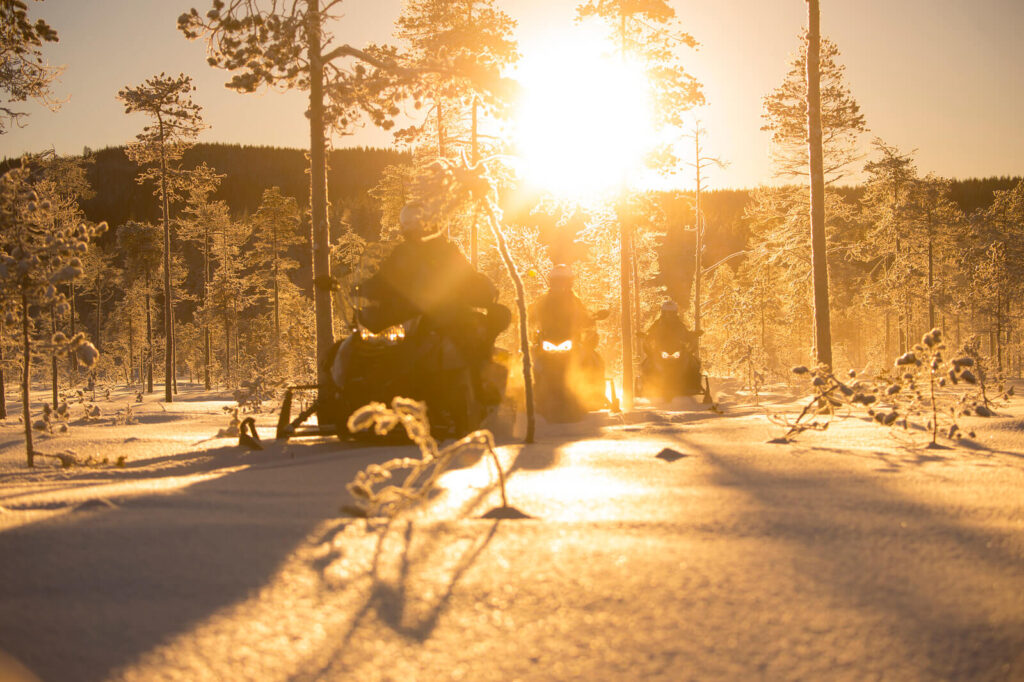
513 28 657 200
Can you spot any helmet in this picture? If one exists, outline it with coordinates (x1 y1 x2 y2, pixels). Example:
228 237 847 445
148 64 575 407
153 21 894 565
548 264 574 289
399 202 424 236
661 299 678 313
399 202 439 240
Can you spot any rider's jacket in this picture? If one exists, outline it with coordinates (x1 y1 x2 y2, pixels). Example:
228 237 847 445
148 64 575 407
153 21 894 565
529 290 596 347
360 236 498 329
643 313 696 357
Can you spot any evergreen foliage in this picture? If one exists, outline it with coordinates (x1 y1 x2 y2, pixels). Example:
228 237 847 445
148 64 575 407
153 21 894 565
0 0 61 131
0 162 104 466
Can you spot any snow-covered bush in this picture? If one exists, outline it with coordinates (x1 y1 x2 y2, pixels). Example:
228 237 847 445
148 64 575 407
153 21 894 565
0 163 105 466
343 397 511 519
773 328 1013 446
32 401 69 434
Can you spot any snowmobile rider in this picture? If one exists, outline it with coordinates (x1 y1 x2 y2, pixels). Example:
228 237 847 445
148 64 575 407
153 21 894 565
358 201 511 380
642 299 697 359
529 264 599 350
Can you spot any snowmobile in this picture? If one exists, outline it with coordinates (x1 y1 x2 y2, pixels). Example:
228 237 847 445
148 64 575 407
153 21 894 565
332 303 506 439
638 342 712 403
533 310 612 423
277 300 507 442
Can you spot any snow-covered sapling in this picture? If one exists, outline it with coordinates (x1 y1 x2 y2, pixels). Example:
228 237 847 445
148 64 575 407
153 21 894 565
215 406 242 438
769 364 870 442
774 329 1010 447
875 329 964 446
343 397 520 519
0 165 105 466
32 401 69 434
408 156 537 444
954 337 1013 415
114 404 138 426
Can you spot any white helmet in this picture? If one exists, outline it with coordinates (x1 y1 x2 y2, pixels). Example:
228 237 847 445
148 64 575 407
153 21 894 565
398 202 425 238
548 264 574 288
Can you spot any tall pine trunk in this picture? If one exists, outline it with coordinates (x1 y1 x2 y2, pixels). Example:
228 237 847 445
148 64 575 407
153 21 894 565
806 0 832 368
128 306 135 389
145 274 154 393
95 287 103 351
21 293 34 467
203 223 211 390
693 129 703 352
926 207 935 330
68 281 78 379
159 115 174 402
1 317 7 420
617 11 635 409
224 318 231 387
51 307 58 408
307 0 335 395
273 227 281 376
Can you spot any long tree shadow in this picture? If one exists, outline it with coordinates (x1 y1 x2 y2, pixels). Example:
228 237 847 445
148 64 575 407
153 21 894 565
670 431 1024 678
0 445 393 682
336 519 500 645
0 437 376 500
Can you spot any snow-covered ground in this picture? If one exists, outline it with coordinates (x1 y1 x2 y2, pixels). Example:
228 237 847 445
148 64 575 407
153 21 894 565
1 381 1022 681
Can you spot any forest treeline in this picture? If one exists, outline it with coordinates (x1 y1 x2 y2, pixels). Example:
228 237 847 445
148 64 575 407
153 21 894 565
3 144 408 240
1 138 1019 399
3 0 1023 459
4 141 1013 298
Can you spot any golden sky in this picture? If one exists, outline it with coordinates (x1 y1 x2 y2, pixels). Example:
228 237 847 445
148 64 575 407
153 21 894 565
1 0 1020 189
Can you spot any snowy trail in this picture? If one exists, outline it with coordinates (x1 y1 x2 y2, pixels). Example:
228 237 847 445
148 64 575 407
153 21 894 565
1 397 1023 681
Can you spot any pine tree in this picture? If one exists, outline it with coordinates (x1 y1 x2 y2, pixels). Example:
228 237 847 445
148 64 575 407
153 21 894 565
0 0 61 131
913 174 963 333
117 221 162 393
118 73 205 402
861 143 965 360
395 0 519 264
964 180 1024 371
175 162 225 389
179 1 410 394
862 139 918 356
760 6 866 368
249 187 303 377
0 164 104 466
682 120 726 357
78 245 119 354
203 210 253 387
762 32 867 183
31 152 95 402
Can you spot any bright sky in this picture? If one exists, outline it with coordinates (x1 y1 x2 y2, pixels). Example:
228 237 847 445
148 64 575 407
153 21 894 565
0 0 1021 189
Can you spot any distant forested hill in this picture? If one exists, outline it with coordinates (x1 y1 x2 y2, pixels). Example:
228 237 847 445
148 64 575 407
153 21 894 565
668 176 1022 265
72 143 408 239
2 142 1014 250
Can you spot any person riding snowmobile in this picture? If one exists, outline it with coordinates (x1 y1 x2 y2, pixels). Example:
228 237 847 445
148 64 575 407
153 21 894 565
641 299 701 397
529 264 606 416
353 201 510 402
528 264 598 351
642 299 697 358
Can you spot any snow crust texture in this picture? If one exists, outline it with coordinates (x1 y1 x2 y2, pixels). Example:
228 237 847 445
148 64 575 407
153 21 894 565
1 384 1023 681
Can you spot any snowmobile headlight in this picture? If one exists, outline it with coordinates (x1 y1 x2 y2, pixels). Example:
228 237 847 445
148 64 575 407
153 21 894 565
542 339 573 353
359 323 406 346
661 351 681 359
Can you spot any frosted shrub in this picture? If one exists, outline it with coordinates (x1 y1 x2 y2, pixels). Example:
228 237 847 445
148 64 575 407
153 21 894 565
343 397 512 519
0 164 105 466
772 329 1012 446
32 402 69 434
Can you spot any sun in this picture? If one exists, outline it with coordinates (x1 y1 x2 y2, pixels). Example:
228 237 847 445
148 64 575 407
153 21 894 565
512 27 657 200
